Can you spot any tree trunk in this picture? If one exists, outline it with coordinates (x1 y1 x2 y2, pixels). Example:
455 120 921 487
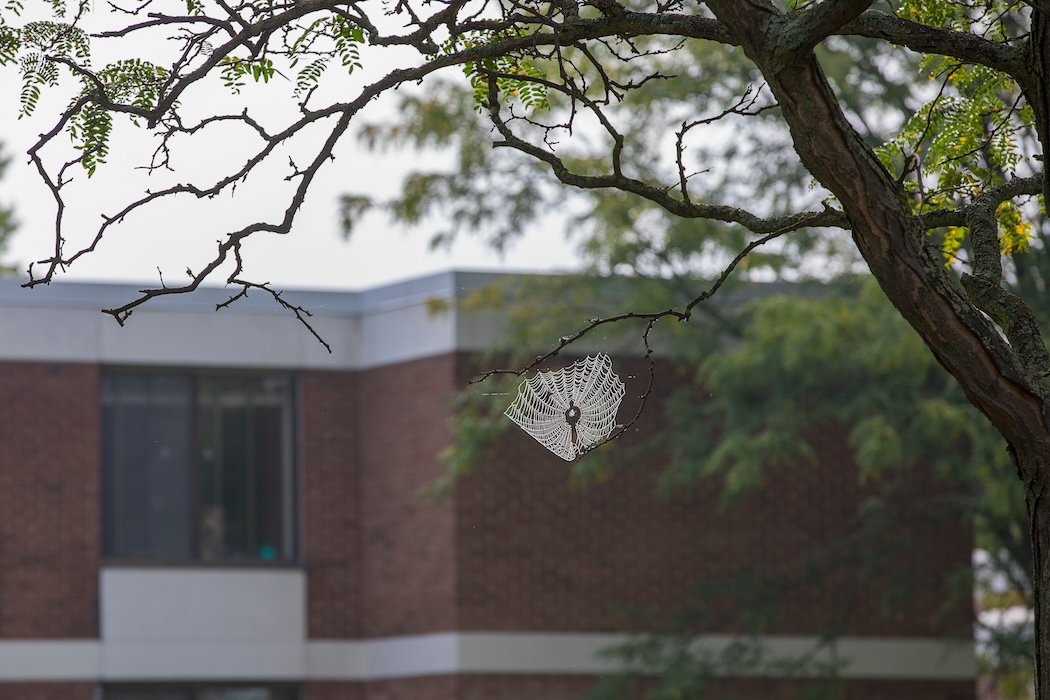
1031 472 1050 700
707 2 1050 696
1022 6 1050 212
1020 7 1050 694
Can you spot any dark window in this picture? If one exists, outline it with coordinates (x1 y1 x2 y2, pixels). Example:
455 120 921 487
104 685 298 700
103 371 296 562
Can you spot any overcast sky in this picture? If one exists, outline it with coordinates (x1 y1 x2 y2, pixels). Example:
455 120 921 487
0 41 580 293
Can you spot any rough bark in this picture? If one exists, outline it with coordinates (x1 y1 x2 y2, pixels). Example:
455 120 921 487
1035 462 1050 700
1024 6 1050 231
1016 7 1050 696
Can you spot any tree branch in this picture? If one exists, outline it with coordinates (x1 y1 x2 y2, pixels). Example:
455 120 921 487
918 174 1045 230
485 74 847 233
775 0 877 70
841 10 1025 76
960 175 1050 379
471 218 816 385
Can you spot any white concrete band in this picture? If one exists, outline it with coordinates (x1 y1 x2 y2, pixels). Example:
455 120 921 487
0 641 100 681
306 632 976 681
0 632 974 682
0 274 501 370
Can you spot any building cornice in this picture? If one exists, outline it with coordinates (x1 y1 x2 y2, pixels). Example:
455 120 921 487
0 272 504 370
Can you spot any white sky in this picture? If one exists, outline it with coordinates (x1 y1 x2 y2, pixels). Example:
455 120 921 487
0 20 581 292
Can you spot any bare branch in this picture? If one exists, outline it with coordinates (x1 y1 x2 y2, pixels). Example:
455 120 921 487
220 279 332 353
485 77 847 233
574 317 657 460
469 214 823 386
674 85 774 203
94 108 355 337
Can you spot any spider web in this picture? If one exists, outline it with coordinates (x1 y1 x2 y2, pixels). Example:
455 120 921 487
505 353 625 461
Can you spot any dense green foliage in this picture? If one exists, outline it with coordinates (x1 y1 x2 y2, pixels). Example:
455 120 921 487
403 32 1043 677
441 270 1032 695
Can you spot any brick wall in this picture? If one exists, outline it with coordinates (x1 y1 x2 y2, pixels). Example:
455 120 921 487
361 677 457 700
356 355 458 637
303 357 462 639
458 676 976 700
0 351 974 699
458 675 598 700
453 437 713 631
762 428 973 638
0 362 100 638
303 681 364 700
0 683 96 700
451 355 971 638
302 369 363 638
658 678 976 700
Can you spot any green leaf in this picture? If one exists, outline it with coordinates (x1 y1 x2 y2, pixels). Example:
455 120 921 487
848 415 905 483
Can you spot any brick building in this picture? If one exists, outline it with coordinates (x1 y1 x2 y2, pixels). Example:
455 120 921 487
0 272 975 699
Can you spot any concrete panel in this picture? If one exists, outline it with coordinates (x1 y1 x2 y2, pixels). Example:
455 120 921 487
357 303 456 370
0 633 976 681
0 641 100 680
102 642 305 680
100 568 306 643
0 272 614 369
364 633 460 678
95 309 358 369
457 633 622 674
304 633 976 681
0 307 102 362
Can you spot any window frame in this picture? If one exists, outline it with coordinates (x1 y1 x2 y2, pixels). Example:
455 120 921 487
101 366 301 567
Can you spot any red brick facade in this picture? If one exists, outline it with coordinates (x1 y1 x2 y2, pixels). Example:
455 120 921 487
301 357 460 639
0 362 100 639
355 356 458 637
0 351 974 699
0 683 97 700
302 369 363 639
450 355 971 638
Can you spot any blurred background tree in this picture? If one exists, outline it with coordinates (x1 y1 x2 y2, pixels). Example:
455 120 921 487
351 30 1044 699
0 145 17 275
